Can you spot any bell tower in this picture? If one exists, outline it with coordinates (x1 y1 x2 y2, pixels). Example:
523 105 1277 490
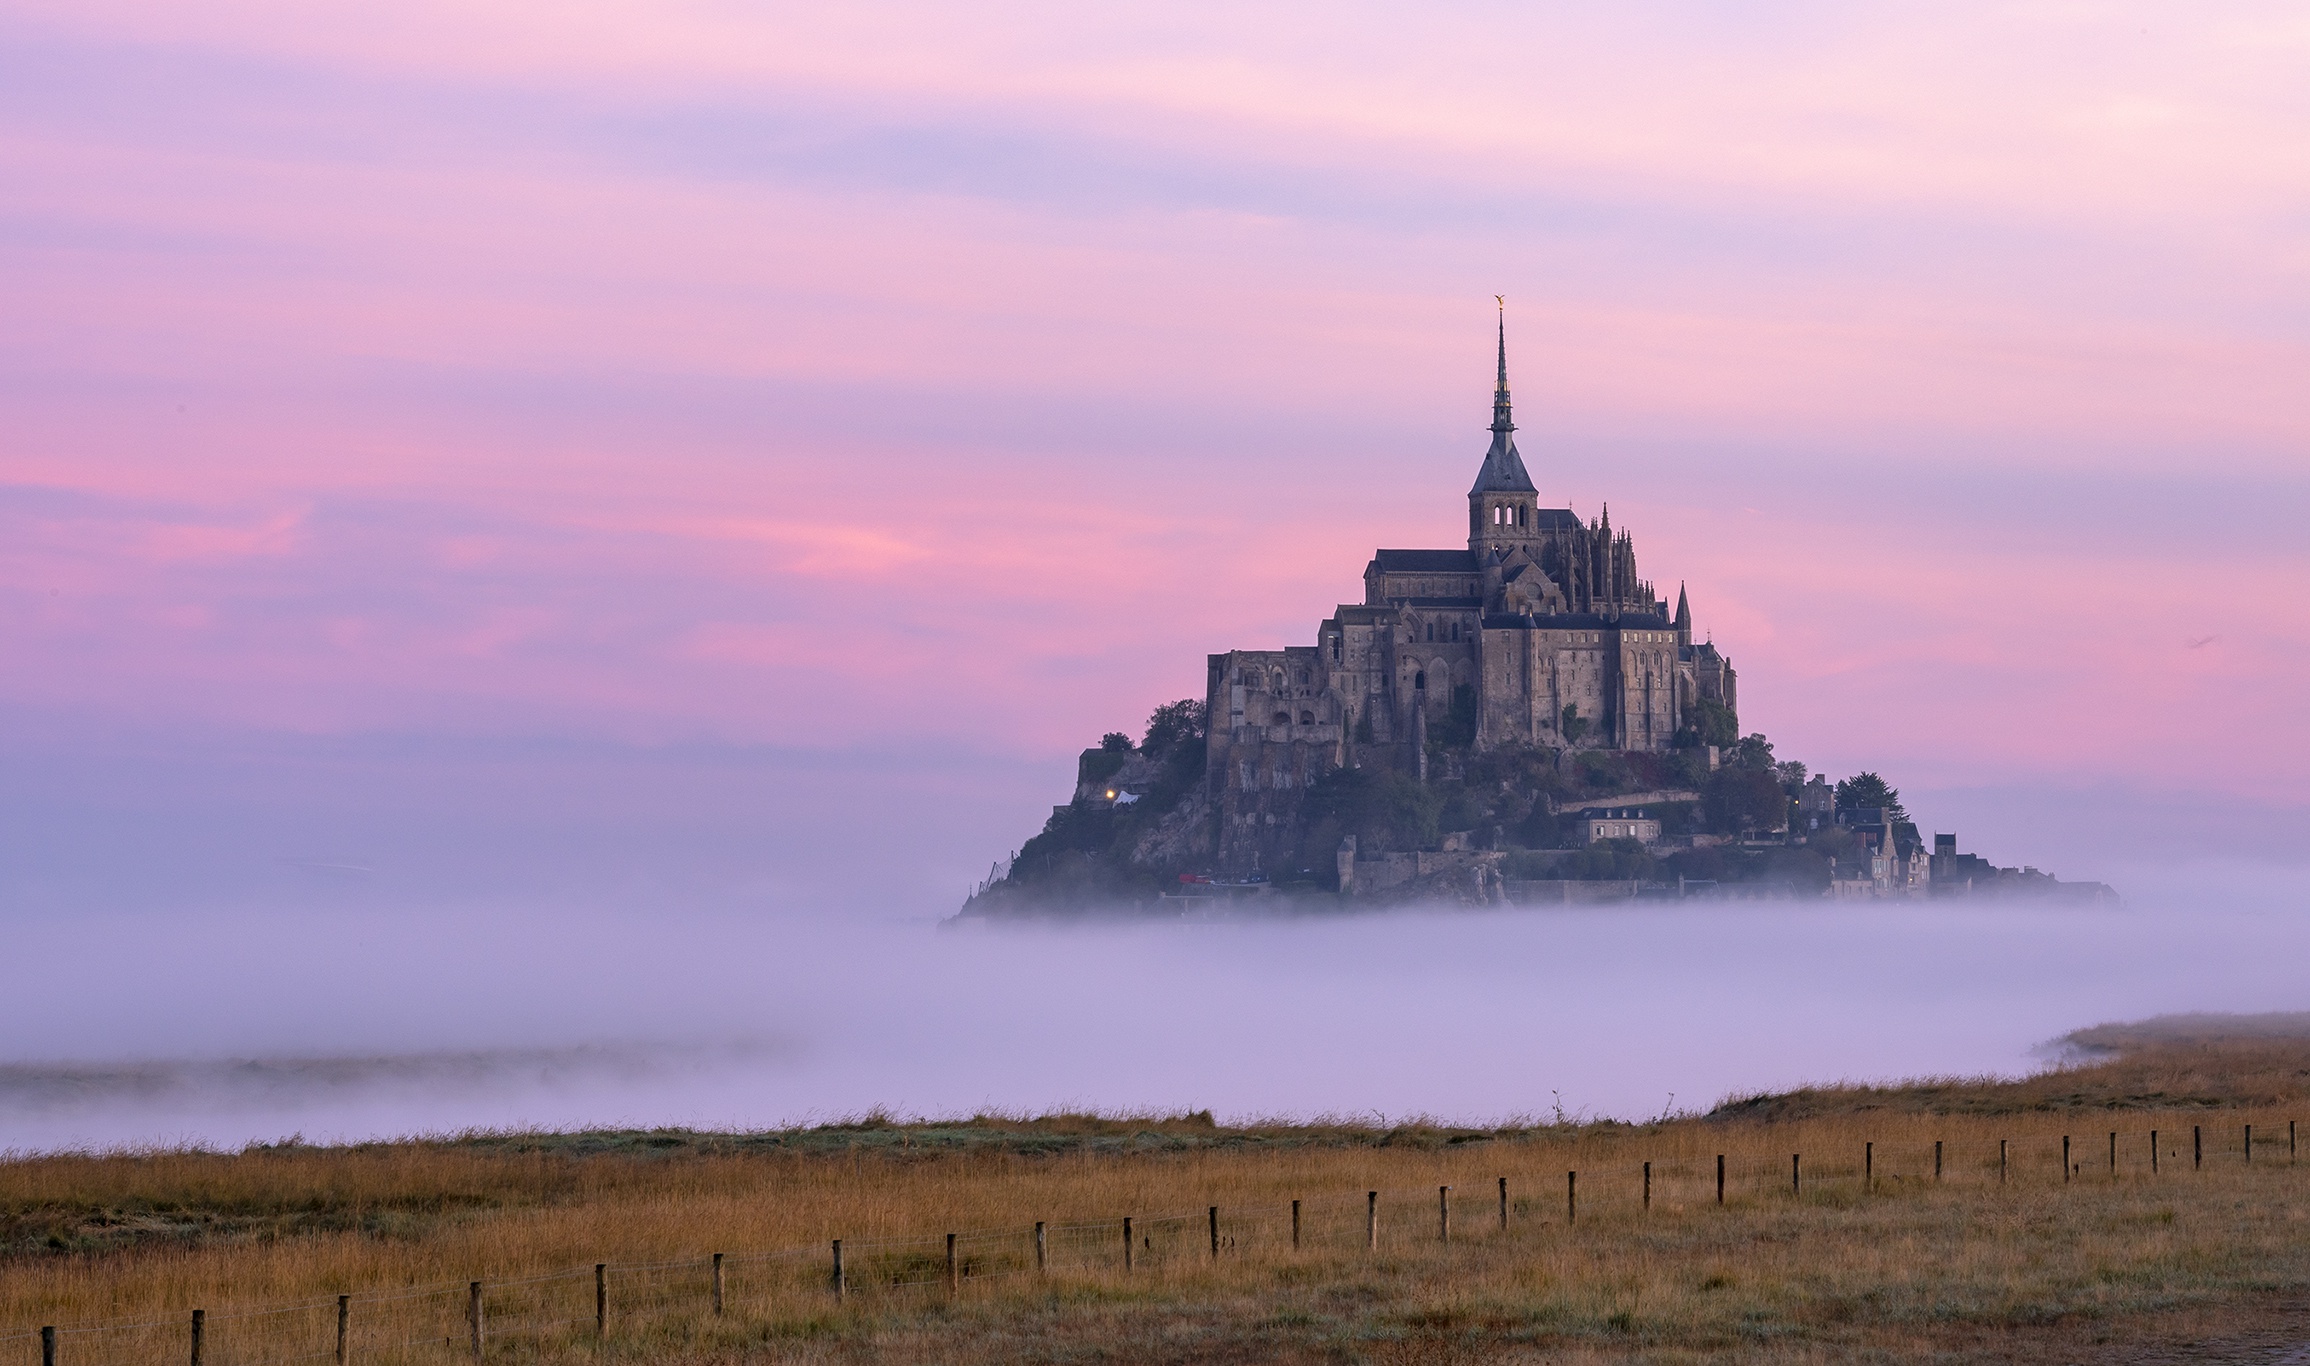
1468 301 1540 558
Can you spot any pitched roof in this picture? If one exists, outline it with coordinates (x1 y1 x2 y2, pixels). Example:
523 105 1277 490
1369 549 1478 573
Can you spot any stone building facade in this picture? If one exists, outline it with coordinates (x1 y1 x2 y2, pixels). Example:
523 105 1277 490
1204 320 1737 866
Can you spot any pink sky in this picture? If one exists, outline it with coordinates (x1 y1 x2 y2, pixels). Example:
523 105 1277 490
3 1 2306 906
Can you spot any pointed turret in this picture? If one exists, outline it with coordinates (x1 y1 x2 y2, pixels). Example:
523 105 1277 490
1469 305 1535 496
1674 582 1692 644
1467 301 1542 555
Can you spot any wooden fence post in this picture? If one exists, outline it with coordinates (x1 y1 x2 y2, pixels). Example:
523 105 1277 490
595 1265 606 1338
2195 1126 2202 1171
467 1282 483 1366
1291 1200 1301 1249
1865 1141 1873 1189
1716 1154 1725 1205
1566 1171 1577 1225
2109 1132 2117 1176
2062 1135 2071 1182
1934 1140 1943 1182
832 1241 845 1302
1792 1154 1801 1196
336 1295 349 1366
41 1327 54 1366
1366 1192 1378 1251
1643 1161 1651 1212
1034 1223 1046 1275
711 1253 724 1316
2152 1129 2160 1175
1497 1177 1508 1231
2292 1119 2297 1163
946 1234 959 1296
1124 1217 1135 1272
1209 1207 1220 1261
1999 1139 2007 1184
190 1310 204 1366
1438 1186 1451 1244
2246 1123 2253 1165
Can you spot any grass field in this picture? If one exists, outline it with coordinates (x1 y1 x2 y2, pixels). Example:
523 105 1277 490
7 1015 2310 1364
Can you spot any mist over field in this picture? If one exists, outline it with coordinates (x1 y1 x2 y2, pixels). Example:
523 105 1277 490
3 730 2304 1155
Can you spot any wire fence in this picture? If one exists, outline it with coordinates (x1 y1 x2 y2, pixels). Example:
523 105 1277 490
5 1118 2299 1366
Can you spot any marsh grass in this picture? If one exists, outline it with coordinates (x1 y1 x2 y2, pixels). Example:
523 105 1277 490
7 1033 2310 1364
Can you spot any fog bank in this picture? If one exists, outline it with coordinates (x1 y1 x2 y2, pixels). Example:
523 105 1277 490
7 889 2307 1153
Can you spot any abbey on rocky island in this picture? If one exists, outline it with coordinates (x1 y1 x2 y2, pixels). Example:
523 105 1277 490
1206 319 1736 860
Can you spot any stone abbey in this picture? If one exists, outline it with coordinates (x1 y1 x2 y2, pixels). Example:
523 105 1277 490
1205 320 1736 859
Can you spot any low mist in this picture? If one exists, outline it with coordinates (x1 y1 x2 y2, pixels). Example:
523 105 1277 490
9 889 2310 1153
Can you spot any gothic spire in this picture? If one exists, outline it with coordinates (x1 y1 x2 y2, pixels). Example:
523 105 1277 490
1674 582 1691 633
1469 299 1536 495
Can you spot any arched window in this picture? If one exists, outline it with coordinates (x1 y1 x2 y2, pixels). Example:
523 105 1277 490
1414 671 1427 690
1518 506 1527 527
1425 623 1434 642
1299 710 1314 725
1272 711 1292 725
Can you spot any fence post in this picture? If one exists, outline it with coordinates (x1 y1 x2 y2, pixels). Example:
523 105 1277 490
1034 1223 1046 1274
2292 1119 2297 1163
2062 1135 2070 1182
711 1253 724 1316
1438 1186 1451 1244
1209 1207 1220 1261
832 1241 845 1302
1999 1139 2007 1184
594 1265 606 1338
1934 1140 1943 1182
190 1310 204 1366
1643 1161 1651 1212
1291 1200 1301 1249
946 1233 959 1296
41 1327 54 1366
467 1282 483 1366
2246 1123 2253 1165
2195 1126 2202 1171
1497 1177 1508 1231
1366 1192 1378 1251
1566 1171 1577 1225
1792 1154 1800 1197
1865 1141 1873 1189
336 1295 349 1366
1716 1154 1725 1205
1124 1217 1135 1272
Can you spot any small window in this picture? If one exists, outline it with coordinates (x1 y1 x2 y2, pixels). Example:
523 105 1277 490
1414 671 1426 690
1299 710 1315 725
1272 711 1292 725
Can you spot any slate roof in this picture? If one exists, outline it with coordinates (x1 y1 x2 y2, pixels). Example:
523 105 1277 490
1369 549 1478 573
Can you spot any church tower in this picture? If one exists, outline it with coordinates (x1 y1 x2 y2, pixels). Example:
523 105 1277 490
1467 306 1541 558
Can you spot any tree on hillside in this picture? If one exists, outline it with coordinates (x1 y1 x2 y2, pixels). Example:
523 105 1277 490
1677 698 1739 749
1834 772 1906 818
1140 699 1207 759
1705 768 1788 834
1099 731 1134 753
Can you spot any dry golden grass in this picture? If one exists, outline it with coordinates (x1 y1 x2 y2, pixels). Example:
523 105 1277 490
8 1020 2310 1364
